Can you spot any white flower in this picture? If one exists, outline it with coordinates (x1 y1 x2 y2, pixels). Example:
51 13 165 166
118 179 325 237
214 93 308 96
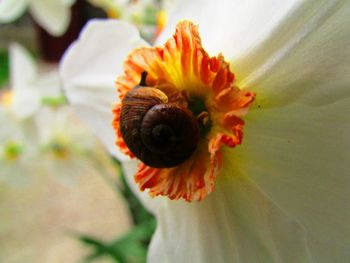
60 0 350 262
0 43 109 187
0 43 65 187
88 0 153 19
0 0 75 36
6 43 63 119
0 108 36 186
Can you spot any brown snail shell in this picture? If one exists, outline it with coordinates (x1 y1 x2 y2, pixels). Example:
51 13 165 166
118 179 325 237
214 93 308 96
120 74 199 168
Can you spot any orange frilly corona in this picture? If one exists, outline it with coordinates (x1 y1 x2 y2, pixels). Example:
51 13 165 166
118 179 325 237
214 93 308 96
113 21 255 202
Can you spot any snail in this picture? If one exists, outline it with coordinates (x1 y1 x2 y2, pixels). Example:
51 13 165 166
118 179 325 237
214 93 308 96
120 72 200 168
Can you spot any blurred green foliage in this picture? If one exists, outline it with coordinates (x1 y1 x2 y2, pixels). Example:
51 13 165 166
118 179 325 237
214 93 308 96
0 51 9 88
41 95 68 106
80 160 156 263
142 6 158 25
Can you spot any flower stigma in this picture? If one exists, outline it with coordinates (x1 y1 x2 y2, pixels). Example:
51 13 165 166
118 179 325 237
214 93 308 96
113 20 255 201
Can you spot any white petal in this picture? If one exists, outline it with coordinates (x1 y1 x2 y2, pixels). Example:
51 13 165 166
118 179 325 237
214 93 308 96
9 43 37 89
148 173 312 263
11 88 41 119
60 19 148 160
160 0 350 108
34 70 62 97
233 98 350 262
157 0 300 60
0 107 18 141
239 0 350 108
122 160 164 214
29 0 72 36
9 43 40 118
0 0 28 22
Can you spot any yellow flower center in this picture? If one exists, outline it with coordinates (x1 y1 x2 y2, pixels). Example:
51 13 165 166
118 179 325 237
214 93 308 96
2 141 23 161
50 141 70 159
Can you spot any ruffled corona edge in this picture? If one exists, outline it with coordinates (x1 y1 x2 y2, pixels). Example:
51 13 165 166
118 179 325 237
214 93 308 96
113 20 255 201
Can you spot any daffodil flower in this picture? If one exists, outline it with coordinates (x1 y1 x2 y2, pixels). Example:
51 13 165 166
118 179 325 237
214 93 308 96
0 43 45 185
60 0 350 262
0 43 70 186
1 43 106 186
0 107 36 186
88 0 154 19
5 43 63 119
88 0 173 40
0 0 75 36
112 20 255 201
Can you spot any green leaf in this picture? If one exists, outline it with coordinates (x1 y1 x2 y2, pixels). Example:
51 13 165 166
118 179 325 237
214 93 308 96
117 160 155 225
79 160 156 263
142 6 158 25
0 51 9 88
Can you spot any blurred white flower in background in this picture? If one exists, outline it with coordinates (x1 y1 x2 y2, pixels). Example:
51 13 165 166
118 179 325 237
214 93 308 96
0 43 42 186
0 107 36 186
0 0 75 36
60 0 350 262
0 44 132 262
6 42 62 119
0 43 63 186
88 0 176 40
88 0 155 19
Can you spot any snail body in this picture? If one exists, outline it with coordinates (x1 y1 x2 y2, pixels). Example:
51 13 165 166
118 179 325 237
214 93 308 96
120 74 199 168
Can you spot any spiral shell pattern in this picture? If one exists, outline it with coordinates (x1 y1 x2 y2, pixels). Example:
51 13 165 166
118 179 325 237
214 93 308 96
120 86 199 168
